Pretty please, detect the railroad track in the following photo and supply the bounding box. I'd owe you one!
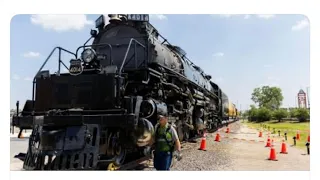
[107,142,195,171]
[107,122,239,171]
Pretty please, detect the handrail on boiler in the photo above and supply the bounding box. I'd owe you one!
[119,38,146,75]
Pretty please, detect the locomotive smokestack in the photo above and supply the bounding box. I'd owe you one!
[108,14,122,23]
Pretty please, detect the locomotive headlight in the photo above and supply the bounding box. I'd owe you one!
[81,48,96,63]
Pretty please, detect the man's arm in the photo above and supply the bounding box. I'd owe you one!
[171,127,181,152]
[175,139,181,152]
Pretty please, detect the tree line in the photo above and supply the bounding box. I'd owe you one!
[241,86,310,122]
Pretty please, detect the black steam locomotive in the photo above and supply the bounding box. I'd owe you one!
[12,14,238,170]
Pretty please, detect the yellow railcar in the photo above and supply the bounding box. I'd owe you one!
[228,102,238,119]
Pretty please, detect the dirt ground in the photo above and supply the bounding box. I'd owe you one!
[10,121,310,171]
[217,122,310,171]
[145,121,310,171]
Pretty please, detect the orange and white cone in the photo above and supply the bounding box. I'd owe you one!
[280,140,288,154]
[265,138,271,147]
[296,130,300,140]
[198,135,207,151]
[214,133,221,142]
[225,127,230,133]
[268,146,278,161]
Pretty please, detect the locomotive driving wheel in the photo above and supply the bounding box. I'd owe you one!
[111,131,126,166]
[183,125,190,141]
[175,122,184,142]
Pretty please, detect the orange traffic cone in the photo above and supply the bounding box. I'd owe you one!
[198,136,207,151]
[296,131,300,140]
[215,133,221,142]
[259,131,262,137]
[265,138,271,147]
[225,127,230,133]
[280,140,288,154]
[268,146,278,161]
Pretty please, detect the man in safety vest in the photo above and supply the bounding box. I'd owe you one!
[150,109,182,170]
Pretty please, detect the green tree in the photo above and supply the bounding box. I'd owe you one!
[273,109,289,122]
[251,86,284,110]
[247,105,259,122]
[242,110,249,119]
[256,107,272,122]
[289,108,297,118]
[295,108,310,122]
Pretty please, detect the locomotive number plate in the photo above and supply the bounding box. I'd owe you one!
[69,59,83,76]
[127,14,149,22]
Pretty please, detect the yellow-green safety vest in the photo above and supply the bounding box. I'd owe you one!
[155,124,175,152]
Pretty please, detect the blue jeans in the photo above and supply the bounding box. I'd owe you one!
[153,151,172,170]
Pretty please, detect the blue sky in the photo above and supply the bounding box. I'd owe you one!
[10,14,310,110]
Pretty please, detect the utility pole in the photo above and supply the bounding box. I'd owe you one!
[306,86,310,109]
[240,104,242,119]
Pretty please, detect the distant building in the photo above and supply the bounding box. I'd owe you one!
[297,89,307,108]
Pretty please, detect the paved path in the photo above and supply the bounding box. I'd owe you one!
[10,137,29,171]
[219,122,310,171]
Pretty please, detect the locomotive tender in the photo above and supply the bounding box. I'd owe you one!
[12,14,238,170]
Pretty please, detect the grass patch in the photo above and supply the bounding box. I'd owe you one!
[242,119,310,149]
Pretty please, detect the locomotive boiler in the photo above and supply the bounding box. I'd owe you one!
[12,14,239,170]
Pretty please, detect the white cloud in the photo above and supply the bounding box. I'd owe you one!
[256,14,276,19]
[30,15,93,32]
[292,18,309,31]
[12,74,20,80]
[150,14,167,20]
[213,52,224,57]
[244,15,251,19]
[22,51,40,58]
[24,77,33,81]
